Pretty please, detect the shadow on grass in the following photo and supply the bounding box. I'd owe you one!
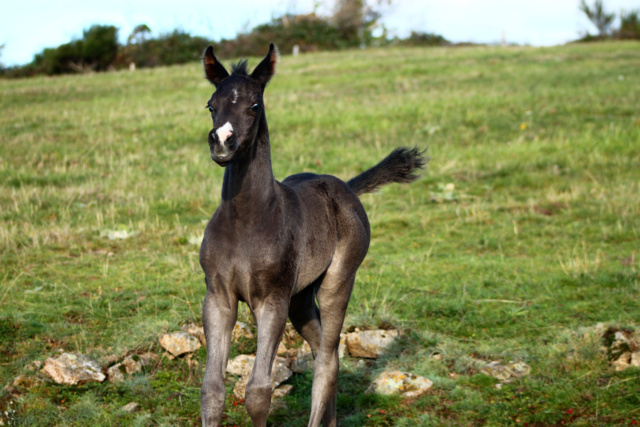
[268,335,423,427]
[269,363,401,427]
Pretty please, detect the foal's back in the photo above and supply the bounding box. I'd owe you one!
[281,173,371,295]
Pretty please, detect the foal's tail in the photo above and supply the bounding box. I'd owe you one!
[347,147,428,196]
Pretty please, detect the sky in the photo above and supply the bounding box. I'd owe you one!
[1,0,638,67]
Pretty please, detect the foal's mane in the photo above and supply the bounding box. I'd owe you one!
[231,59,249,76]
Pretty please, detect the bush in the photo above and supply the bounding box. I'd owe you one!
[19,25,118,76]
[617,10,640,39]
[82,25,119,71]
[399,31,450,47]
[121,30,210,69]
[33,41,84,75]
[214,14,345,58]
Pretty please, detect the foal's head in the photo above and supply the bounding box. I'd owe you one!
[203,43,278,166]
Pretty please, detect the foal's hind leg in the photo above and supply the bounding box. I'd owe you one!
[289,281,338,427]
[289,279,323,356]
[307,270,358,427]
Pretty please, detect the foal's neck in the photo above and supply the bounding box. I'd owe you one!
[220,115,276,215]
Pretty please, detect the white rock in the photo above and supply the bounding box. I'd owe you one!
[481,361,531,382]
[232,321,254,341]
[290,342,313,373]
[612,351,640,371]
[107,363,126,383]
[227,354,256,377]
[270,384,294,410]
[277,341,288,355]
[181,323,206,346]
[107,353,156,383]
[231,356,292,400]
[366,370,433,398]
[346,329,399,359]
[338,334,347,358]
[272,384,293,400]
[121,402,139,413]
[606,328,640,371]
[159,332,202,357]
[41,353,105,385]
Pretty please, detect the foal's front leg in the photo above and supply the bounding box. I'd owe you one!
[244,296,290,427]
[201,289,238,426]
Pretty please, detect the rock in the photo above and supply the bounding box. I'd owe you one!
[181,323,206,346]
[230,356,292,400]
[107,363,127,384]
[603,327,640,371]
[233,377,249,400]
[288,336,345,373]
[282,322,301,347]
[338,334,347,358]
[277,341,288,355]
[270,384,294,410]
[346,329,399,359]
[481,361,531,383]
[107,353,156,383]
[23,360,43,372]
[290,342,313,373]
[127,353,156,371]
[41,353,105,385]
[4,374,43,393]
[272,384,293,400]
[121,402,139,413]
[159,331,202,357]
[227,354,256,377]
[232,321,254,341]
[612,351,640,371]
[366,370,433,398]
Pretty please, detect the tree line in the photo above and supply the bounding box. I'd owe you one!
[1,0,637,78]
[0,0,447,78]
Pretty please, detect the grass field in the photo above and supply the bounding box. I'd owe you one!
[1,41,639,426]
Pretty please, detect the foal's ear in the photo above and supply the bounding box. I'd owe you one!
[203,45,229,88]
[250,43,279,89]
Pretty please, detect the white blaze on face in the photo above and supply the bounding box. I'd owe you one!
[216,121,234,144]
[231,89,238,104]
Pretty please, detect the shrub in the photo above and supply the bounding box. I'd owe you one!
[121,30,210,69]
[214,14,345,58]
[617,9,640,39]
[82,25,119,71]
[399,31,450,47]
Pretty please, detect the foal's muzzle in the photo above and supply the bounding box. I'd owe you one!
[208,129,238,166]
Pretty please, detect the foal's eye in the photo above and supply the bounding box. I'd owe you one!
[206,105,214,113]
[251,103,261,112]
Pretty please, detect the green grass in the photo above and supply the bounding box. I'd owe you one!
[1,41,639,425]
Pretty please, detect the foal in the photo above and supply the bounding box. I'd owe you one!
[199,43,426,427]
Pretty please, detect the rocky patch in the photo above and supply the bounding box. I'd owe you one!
[480,361,531,383]
[159,331,201,357]
[604,327,640,371]
[227,355,292,400]
[107,353,156,383]
[346,329,398,359]
[41,353,105,385]
[366,370,433,398]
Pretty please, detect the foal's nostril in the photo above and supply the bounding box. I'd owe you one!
[208,129,218,146]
